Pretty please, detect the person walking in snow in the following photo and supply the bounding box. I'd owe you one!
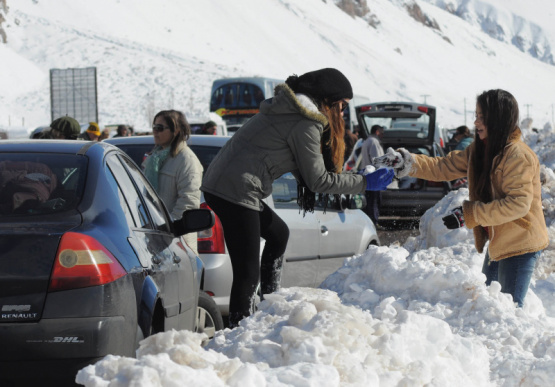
[379,89,548,307]
[143,110,204,254]
[201,68,394,327]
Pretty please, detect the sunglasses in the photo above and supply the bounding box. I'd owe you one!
[152,124,170,133]
[335,99,349,112]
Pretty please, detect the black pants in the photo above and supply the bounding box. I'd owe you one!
[364,190,381,225]
[204,192,289,326]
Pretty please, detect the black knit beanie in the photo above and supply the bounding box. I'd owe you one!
[285,68,353,103]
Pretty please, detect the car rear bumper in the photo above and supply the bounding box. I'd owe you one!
[0,315,132,383]
[0,357,103,386]
[381,189,445,217]
[200,252,232,316]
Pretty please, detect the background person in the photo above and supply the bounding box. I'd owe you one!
[143,110,203,254]
[343,125,358,163]
[387,89,548,307]
[49,116,81,140]
[201,68,394,327]
[78,122,101,141]
[453,125,473,151]
[98,128,111,141]
[360,124,385,225]
[114,124,130,137]
[201,120,217,135]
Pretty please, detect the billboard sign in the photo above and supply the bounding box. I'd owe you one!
[50,67,98,125]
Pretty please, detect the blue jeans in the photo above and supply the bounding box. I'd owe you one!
[482,250,541,307]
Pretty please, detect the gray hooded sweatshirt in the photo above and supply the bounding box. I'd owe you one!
[201,83,366,211]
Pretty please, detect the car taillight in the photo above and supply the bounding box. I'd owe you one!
[48,232,127,292]
[417,106,428,113]
[198,203,225,254]
[360,106,372,112]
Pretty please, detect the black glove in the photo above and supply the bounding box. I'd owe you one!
[442,206,465,229]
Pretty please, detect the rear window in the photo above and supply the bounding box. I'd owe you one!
[113,143,153,168]
[112,142,224,172]
[362,114,431,140]
[190,124,204,134]
[0,153,87,216]
[190,145,223,171]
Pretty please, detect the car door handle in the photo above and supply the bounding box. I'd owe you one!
[173,254,181,264]
[321,225,328,236]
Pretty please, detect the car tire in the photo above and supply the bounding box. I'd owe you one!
[196,291,224,339]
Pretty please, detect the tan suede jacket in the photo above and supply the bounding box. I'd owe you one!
[409,128,548,261]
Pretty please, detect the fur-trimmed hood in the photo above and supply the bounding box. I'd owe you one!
[265,83,328,127]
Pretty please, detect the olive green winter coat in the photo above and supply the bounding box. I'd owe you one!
[201,83,366,211]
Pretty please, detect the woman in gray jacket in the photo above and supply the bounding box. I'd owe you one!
[144,110,203,254]
[201,68,394,327]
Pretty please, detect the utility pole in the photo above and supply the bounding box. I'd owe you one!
[464,98,466,126]
[421,94,430,104]
[551,104,555,130]
[464,98,475,126]
[524,104,532,118]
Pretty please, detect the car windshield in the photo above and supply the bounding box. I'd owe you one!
[271,172,339,209]
[272,173,298,203]
[0,153,87,217]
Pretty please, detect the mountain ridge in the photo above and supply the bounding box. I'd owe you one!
[1,0,554,130]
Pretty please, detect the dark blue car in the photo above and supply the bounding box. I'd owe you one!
[0,139,215,385]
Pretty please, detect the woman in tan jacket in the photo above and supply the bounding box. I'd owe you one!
[382,89,548,307]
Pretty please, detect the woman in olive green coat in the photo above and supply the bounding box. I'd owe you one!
[201,68,394,327]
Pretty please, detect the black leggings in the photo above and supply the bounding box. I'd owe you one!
[204,192,289,325]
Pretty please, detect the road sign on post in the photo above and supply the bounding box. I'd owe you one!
[50,67,98,125]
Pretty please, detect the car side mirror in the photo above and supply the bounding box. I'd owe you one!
[346,194,367,210]
[334,194,367,211]
[173,209,215,236]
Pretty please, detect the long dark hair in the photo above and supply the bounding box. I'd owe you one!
[153,110,191,157]
[285,75,346,172]
[320,102,346,172]
[473,89,519,202]
[286,75,347,214]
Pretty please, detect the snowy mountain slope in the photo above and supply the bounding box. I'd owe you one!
[0,0,554,131]
[421,0,555,65]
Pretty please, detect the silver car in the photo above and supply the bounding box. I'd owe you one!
[106,135,380,317]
